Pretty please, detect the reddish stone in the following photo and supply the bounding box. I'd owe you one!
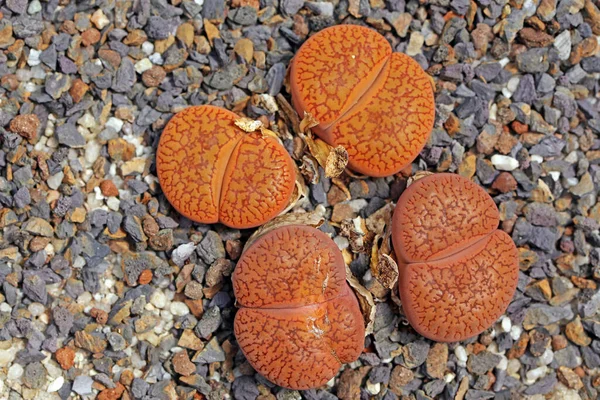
[492,172,518,193]
[99,180,119,197]
[9,114,40,142]
[90,308,108,324]
[138,269,153,285]
[55,346,75,370]
[142,66,166,87]
[81,28,101,46]
[69,79,89,103]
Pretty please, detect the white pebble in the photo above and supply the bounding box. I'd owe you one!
[501,316,511,333]
[170,302,189,316]
[566,177,579,187]
[455,345,468,362]
[530,155,543,163]
[0,303,12,312]
[106,197,121,211]
[549,171,561,181]
[334,236,349,250]
[78,113,96,129]
[7,364,24,380]
[106,117,124,132]
[28,302,46,317]
[149,52,163,65]
[510,325,522,341]
[150,290,167,309]
[85,140,102,165]
[142,42,154,55]
[366,381,380,395]
[564,151,579,163]
[506,76,520,93]
[47,172,64,190]
[28,49,41,66]
[28,0,42,14]
[73,255,86,269]
[526,365,547,382]
[48,376,65,392]
[91,9,110,29]
[489,103,498,121]
[491,154,519,171]
[135,58,153,73]
[497,356,508,371]
[554,30,572,61]
[537,348,554,366]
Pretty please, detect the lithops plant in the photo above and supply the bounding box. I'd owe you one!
[156,105,296,229]
[232,225,365,389]
[290,25,435,177]
[392,173,519,342]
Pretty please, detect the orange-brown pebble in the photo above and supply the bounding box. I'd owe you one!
[142,66,166,87]
[97,382,125,400]
[290,25,435,177]
[9,114,40,142]
[492,172,518,193]
[55,346,75,370]
[392,174,519,342]
[233,225,365,389]
[156,105,296,229]
[69,79,90,103]
[138,269,153,285]
[90,308,109,324]
[81,28,101,46]
[100,180,119,197]
[120,370,134,386]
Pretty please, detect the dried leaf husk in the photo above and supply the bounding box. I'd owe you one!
[325,146,349,178]
[407,170,434,187]
[242,207,325,252]
[234,117,264,132]
[346,264,376,336]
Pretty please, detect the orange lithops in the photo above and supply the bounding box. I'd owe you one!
[156,105,296,229]
[392,173,519,342]
[290,25,435,177]
[233,225,365,389]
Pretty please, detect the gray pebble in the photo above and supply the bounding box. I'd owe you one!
[55,123,85,148]
[145,16,173,39]
[524,372,557,395]
[13,186,31,208]
[53,306,74,336]
[197,231,225,265]
[113,58,136,93]
[72,375,94,395]
[132,378,149,399]
[202,0,226,20]
[12,16,44,38]
[23,362,46,389]
[23,273,47,303]
[468,351,502,375]
[228,6,258,25]
[281,0,305,16]
[512,74,536,104]
[195,306,222,339]
[232,376,260,400]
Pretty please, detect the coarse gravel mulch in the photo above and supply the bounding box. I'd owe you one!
[0,0,599,399]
